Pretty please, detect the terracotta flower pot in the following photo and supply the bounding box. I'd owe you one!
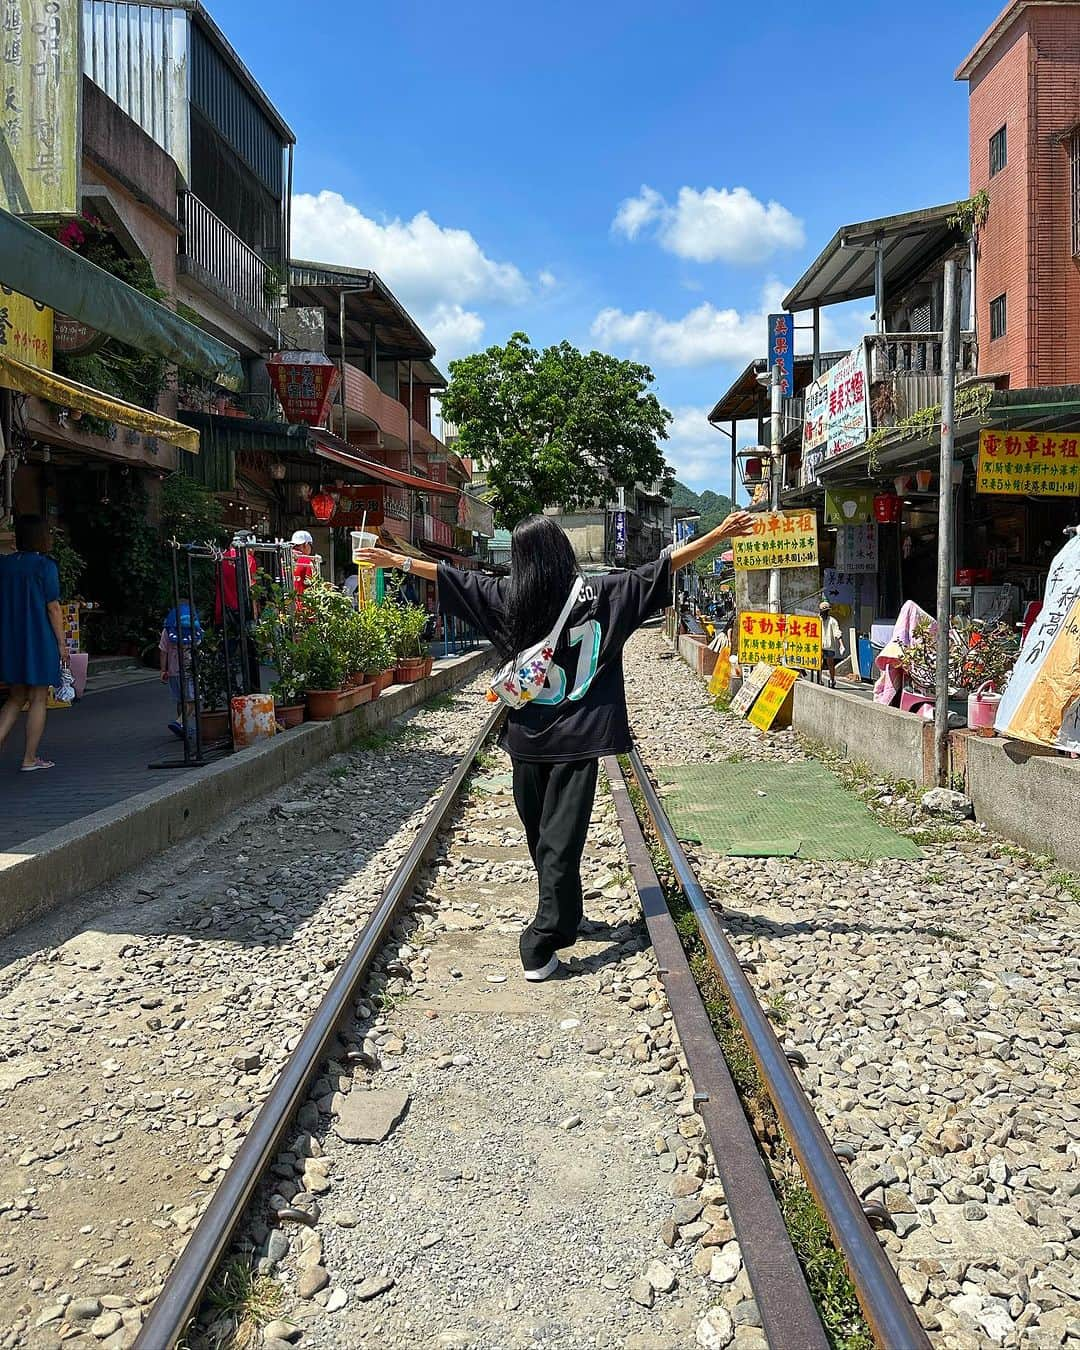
[306,688,344,720]
[378,669,395,693]
[421,656,434,678]
[199,709,230,742]
[275,703,305,728]
[351,681,375,706]
[394,658,425,684]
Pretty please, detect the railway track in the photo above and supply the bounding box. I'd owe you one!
[132,709,927,1349]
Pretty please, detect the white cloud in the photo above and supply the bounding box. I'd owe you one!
[612,184,804,265]
[592,281,874,370]
[538,269,558,290]
[290,189,536,362]
[663,405,734,490]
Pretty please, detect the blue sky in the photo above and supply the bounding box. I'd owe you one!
[214,0,995,494]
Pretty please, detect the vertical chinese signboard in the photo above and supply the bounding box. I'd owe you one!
[767,313,794,398]
[613,510,627,560]
[738,611,822,670]
[995,533,1080,752]
[825,343,869,458]
[976,429,1080,497]
[834,522,878,573]
[0,283,52,368]
[801,373,828,486]
[0,0,81,218]
[732,510,818,570]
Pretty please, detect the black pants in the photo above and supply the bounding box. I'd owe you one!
[512,757,599,970]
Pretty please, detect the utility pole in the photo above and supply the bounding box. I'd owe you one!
[934,259,958,787]
[768,360,783,613]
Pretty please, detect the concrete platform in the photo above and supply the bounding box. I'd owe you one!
[0,648,492,939]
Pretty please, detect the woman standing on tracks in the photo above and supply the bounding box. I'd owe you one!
[357,509,752,980]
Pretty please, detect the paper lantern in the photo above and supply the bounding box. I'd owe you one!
[266,351,341,426]
[873,491,902,524]
[916,469,933,491]
[310,490,336,522]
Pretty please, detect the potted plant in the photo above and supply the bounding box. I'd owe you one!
[392,602,431,683]
[899,617,1019,719]
[270,670,306,727]
[358,604,396,695]
[195,631,231,742]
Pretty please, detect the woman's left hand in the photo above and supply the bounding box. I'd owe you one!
[716,511,755,539]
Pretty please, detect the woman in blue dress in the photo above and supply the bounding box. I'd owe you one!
[0,515,68,771]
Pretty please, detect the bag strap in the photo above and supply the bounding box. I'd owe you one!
[546,575,584,647]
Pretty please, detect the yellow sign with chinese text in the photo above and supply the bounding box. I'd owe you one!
[732,511,819,571]
[738,611,822,671]
[747,666,800,731]
[0,0,81,217]
[976,429,1080,497]
[0,285,53,368]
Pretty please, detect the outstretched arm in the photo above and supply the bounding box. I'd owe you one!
[354,548,439,583]
[670,511,754,572]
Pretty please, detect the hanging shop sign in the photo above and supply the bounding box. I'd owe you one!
[0,285,52,368]
[267,351,341,426]
[825,343,869,459]
[747,666,800,732]
[329,488,382,528]
[53,311,105,356]
[676,517,697,543]
[729,661,774,717]
[994,533,1080,752]
[824,487,875,525]
[834,522,878,573]
[613,509,627,559]
[976,428,1080,497]
[738,611,822,671]
[767,313,794,398]
[801,373,829,486]
[732,510,818,571]
[0,0,81,218]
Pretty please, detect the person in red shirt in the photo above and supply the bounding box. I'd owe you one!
[291,530,319,595]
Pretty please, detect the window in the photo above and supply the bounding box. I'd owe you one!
[989,125,1007,177]
[990,293,1007,340]
[1072,131,1080,257]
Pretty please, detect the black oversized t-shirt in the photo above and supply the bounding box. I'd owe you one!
[436,554,672,762]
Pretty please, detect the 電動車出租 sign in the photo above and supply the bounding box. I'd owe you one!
[732,511,818,571]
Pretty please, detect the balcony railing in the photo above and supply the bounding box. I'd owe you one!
[420,512,454,548]
[178,191,274,323]
[341,366,409,447]
[869,331,977,378]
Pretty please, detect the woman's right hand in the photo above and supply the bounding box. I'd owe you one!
[355,548,402,570]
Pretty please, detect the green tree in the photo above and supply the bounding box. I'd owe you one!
[440,332,674,526]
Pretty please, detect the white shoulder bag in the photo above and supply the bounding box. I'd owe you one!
[489,577,584,708]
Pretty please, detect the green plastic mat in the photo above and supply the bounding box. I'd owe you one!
[472,772,514,795]
[655,762,921,861]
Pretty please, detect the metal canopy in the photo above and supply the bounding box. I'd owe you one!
[708,353,847,423]
[289,260,438,367]
[0,208,243,389]
[782,202,967,314]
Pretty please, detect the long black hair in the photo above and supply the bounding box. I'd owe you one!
[499,515,580,660]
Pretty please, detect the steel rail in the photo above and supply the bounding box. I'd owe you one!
[603,758,828,1350]
[136,703,504,1349]
[626,745,931,1350]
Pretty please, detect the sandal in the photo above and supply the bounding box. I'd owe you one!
[20,759,55,772]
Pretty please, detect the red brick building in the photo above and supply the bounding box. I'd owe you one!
[957,1,1080,388]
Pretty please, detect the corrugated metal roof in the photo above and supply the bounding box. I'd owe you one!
[782,203,967,314]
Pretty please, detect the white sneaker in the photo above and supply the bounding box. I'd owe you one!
[523,954,561,982]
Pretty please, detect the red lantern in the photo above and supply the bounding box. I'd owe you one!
[873,491,902,524]
[266,351,341,425]
[310,490,336,522]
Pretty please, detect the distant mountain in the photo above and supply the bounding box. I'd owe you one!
[670,480,735,576]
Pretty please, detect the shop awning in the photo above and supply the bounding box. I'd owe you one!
[0,208,243,390]
[311,432,457,494]
[0,352,200,453]
[379,530,435,562]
